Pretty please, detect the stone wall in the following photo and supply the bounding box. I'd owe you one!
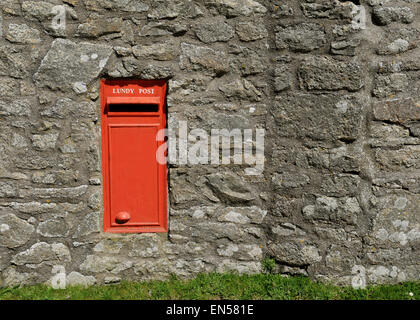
[0,0,419,287]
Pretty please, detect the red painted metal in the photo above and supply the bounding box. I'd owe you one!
[101,79,167,233]
[115,211,131,224]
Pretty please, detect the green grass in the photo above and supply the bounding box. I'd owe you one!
[0,273,418,300]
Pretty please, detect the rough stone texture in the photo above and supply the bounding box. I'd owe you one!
[133,41,178,61]
[19,185,88,199]
[11,242,71,267]
[34,39,113,92]
[76,15,123,38]
[236,22,267,42]
[66,271,96,287]
[268,242,322,267]
[6,24,41,44]
[205,0,267,18]
[0,213,34,248]
[298,57,364,92]
[373,73,410,98]
[372,98,420,124]
[84,0,149,13]
[276,23,327,52]
[0,0,419,288]
[272,93,364,141]
[179,42,229,76]
[195,18,234,43]
[301,0,357,19]
[372,7,414,25]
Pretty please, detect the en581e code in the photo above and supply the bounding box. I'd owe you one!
[210,304,254,315]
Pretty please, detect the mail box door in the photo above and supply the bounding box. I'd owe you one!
[101,80,167,233]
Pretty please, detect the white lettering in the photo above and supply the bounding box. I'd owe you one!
[139,88,154,94]
[111,88,155,95]
[166,304,200,318]
[112,88,135,94]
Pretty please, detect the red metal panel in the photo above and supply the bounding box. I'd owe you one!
[101,79,167,233]
[107,97,161,105]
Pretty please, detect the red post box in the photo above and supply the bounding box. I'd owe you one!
[100,79,167,233]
